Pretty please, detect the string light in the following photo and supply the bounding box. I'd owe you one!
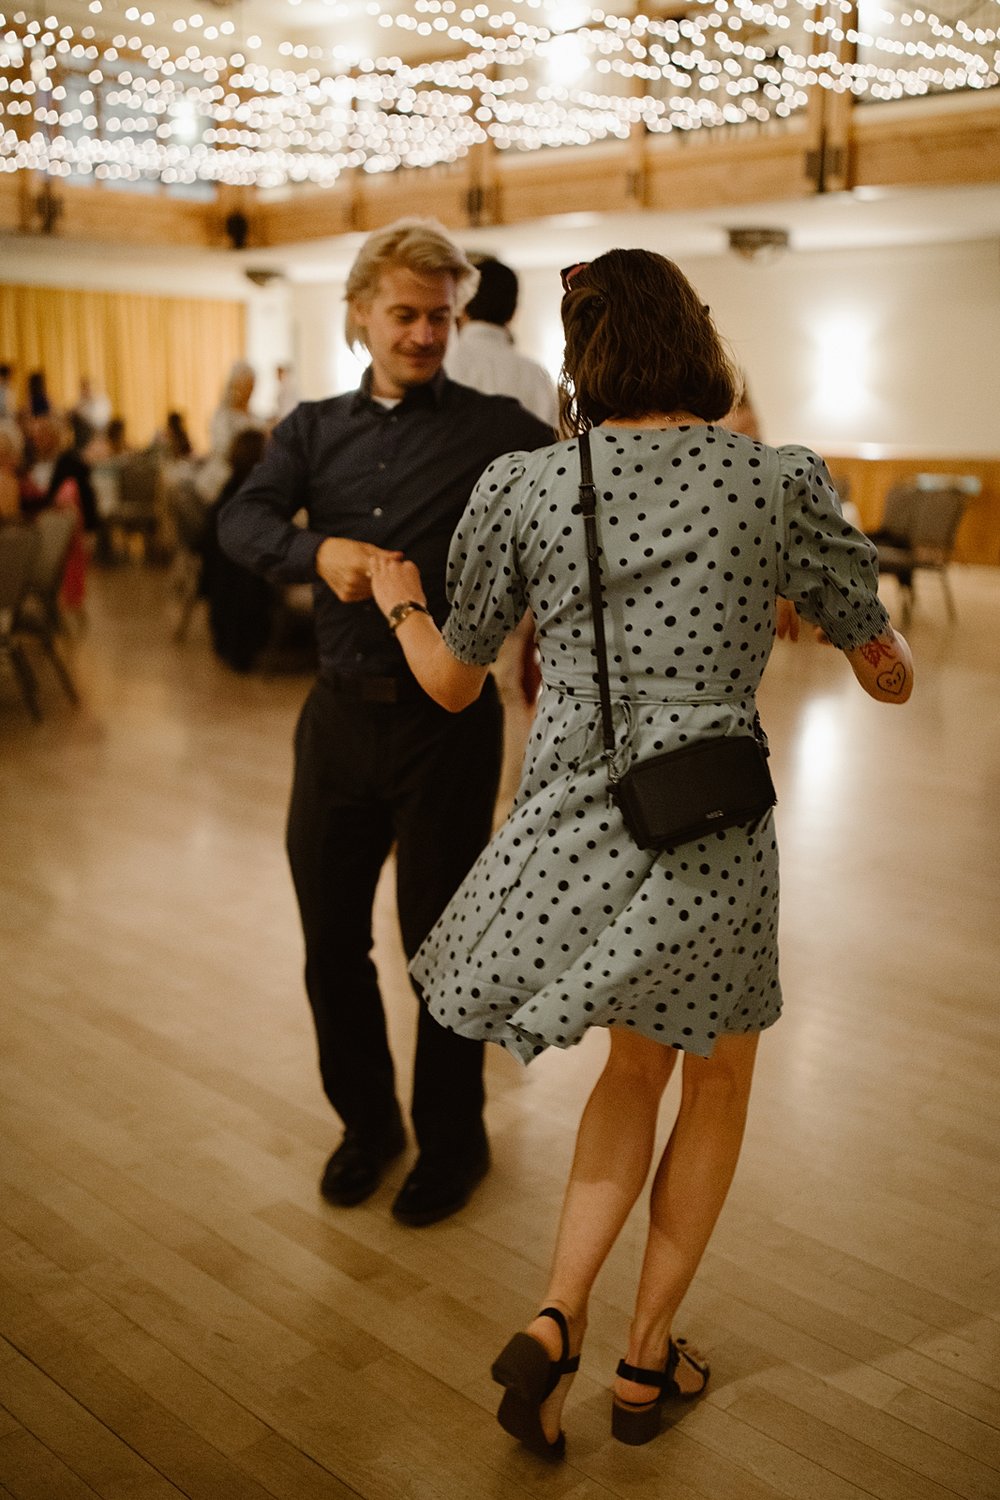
[0,2,996,187]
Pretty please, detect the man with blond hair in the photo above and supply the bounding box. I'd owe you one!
[220,220,553,1225]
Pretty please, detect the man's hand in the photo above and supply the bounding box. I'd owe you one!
[315,537,403,602]
[775,597,800,641]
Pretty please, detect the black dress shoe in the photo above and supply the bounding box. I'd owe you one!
[320,1120,406,1208]
[391,1137,490,1227]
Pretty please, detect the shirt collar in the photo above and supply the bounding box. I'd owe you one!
[351,365,448,414]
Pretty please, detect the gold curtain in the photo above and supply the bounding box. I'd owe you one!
[0,284,246,450]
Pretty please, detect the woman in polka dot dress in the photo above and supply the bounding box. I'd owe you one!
[371,249,913,1456]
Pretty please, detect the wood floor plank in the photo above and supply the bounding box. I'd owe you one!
[753,1363,999,1500]
[673,1398,876,1500]
[0,1338,178,1499]
[0,1274,327,1499]
[0,1417,102,1500]
[0,1278,267,1466]
[709,1383,963,1500]
[1,565,998,1498]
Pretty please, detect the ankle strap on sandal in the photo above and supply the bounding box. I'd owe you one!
[538,1307,581,1375]
[615,1342,678,1388]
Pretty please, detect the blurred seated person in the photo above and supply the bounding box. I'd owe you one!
[23,415,98,530]
[196,361,263,504]
[105,417,130,458]
[201,428,275,671]
[0,420,24,521]
[72,376,112,445]
[156,410,194,463]
[24,370,51,419]
[88,416,140,558]
[153,410,200,540]
[155,411,196,494]
[0,364,16,421]
[21,414,89,611]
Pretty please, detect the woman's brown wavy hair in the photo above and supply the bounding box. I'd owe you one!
[558,249,739,434]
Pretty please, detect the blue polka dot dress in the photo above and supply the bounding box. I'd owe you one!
[411,425,890,1063]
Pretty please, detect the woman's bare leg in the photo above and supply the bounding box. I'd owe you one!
[525,1028,679,1441]
[614,1031,760,1410]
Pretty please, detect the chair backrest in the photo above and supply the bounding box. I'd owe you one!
[116,452,160,512]
[170,479,209,551]
[0,524,39,621]
[911,491,968,560]
[916,472,982,497]
[880,483,922,538]
[27,506,78,599]
[830,473,852,505]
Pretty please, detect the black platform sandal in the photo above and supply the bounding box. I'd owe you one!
[611,1336,710,1446]
[490,1306,581,1460]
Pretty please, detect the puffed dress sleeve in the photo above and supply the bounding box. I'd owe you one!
[777,445,891,650]
[441,451,530,665]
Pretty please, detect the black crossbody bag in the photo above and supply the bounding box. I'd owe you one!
[577,428,776,852]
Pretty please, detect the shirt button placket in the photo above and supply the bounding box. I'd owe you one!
[374,409,398,520]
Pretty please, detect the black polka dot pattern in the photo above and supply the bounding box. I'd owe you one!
[411,426,890,1064]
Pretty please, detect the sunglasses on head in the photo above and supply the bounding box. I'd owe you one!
[560,262,590,292]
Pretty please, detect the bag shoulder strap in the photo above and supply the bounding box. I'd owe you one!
[577,430,618,772]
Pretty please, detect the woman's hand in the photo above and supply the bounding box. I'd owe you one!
[369,550,488,712]
[370,553,427,618]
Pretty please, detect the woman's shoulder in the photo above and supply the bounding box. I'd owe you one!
[480,435,573,480]
[774,442,829,479]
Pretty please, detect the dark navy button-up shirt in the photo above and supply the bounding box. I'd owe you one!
[218,370,554,678]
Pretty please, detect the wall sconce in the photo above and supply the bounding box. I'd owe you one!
[34,179,64,236]
[244,268,285,287]
[224,210,250,250]
[727,227,790,263]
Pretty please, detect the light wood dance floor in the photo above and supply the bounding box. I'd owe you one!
[1,565,998,1499]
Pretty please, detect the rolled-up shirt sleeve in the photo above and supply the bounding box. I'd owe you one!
[217,411,325,583]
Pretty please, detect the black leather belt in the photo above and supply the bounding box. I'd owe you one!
[321,671,412,704]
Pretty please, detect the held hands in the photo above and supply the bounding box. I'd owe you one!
[315,537,403,602]
[775,597,829,645]
[775,597,801,641]
[369,552,427,618]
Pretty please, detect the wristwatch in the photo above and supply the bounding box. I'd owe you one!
[387,600,429,633]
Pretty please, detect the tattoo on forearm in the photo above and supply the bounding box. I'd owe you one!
[861,637,895,667]
[876,663,906,695]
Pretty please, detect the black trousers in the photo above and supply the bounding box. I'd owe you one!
[286,674,502,1162]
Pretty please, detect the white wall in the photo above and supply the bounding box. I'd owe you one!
[288,238,1000,456]
[7,230,998,456]
[676,239,1000,455]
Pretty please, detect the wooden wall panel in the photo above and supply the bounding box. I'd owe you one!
[645,128,817,212]
[823,453,1000,566]
[355,166,474,231]
[850,102,1000,189]
[255,187,357,246]
[495,145,636,223]
[55,182,210,247]
[0,97,996,252]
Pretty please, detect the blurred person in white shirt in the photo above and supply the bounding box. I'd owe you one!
[446,257,559,429]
